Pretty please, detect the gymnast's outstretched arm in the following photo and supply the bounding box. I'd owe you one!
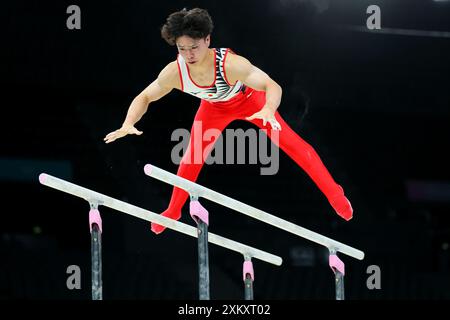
[104,61,179,144]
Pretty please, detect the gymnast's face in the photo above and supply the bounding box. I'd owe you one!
[176,35,211,65]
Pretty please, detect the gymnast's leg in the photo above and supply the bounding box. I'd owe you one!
[151,101,233,234]
[243,92,353,220]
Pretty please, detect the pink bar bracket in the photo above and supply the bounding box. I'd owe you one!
[89,209,103,234]
[329,254,345,276]
[243,260,254,282]
[190,200,209,225]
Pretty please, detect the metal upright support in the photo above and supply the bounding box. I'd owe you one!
[329,249,345,300]
[243,256,254,300]
[190,196,210,300]
[89,202,103,300]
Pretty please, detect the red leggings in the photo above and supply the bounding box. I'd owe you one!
[151,89,351,233]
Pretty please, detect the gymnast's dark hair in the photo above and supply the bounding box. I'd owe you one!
[161,8,214,46]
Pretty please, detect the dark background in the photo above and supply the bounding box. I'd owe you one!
[1,0,449,300]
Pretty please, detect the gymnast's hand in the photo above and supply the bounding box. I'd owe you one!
[246,106,282,131]
[103,125,143,143]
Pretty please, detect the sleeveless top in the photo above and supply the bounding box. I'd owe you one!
[176,48,247,103]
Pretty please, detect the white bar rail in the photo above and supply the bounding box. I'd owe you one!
[144,164,364,260]
[39,173,282,266]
